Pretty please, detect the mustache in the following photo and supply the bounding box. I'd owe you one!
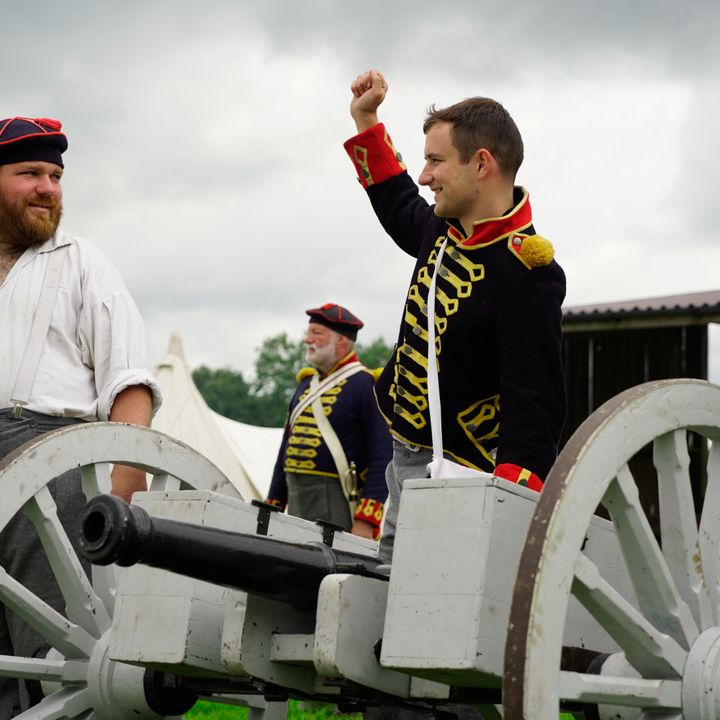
[26,195,61,209]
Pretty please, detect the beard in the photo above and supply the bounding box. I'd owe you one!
[305,341,338,371]
[0,191,63,249]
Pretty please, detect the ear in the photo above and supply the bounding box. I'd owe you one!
[335,333,350,357]
[474,148,495,179]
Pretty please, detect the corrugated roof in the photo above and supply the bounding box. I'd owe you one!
[563,289,720,322]
[562,289,720,330]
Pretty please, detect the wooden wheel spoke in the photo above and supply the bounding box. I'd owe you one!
[0,655,87,684]
[654,430,713,628]
[699,441,720,624]
[89,564,118,619]
[79,463,111,500]
[505,380,720,720]
[0,422,242,718]
[558,670,681,709]
[0,566,95,659]
[23,487,111,635]
[603,466,699,648]
[573,554,686,676]
[15,686,92,719]
[147,472,182,491]
[78,463,120,616]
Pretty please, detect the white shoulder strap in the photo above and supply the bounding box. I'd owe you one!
[307,373,359,511]
[288,361,364,428]
[426,239,492,481]
[10,246,68,417]
[426,238,449,462]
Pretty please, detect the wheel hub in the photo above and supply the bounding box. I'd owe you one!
[87,629,167,719]
[683,627,720,720]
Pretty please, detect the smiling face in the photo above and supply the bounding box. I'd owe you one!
[418,122,483,224]
[0,160,64,248]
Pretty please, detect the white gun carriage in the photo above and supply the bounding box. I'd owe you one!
[0,378,718,720]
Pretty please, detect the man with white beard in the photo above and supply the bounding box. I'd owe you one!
[267,303,391,539]
[0,117,161,717]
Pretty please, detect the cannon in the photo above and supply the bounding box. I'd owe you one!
[0,378,718,719]
[78,492,387,610]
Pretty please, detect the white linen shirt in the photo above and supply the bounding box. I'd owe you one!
[0,230,161,420]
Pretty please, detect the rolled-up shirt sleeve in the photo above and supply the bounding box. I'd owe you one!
[80,293,161,421]
[76,243,162,420]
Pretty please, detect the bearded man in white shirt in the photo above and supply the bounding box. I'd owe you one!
[0,117,161,717]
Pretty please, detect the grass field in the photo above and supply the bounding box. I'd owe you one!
[186,699,577,719]
[187,700,355,720]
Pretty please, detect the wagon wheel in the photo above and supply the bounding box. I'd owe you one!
[0,422,241,719]
[503,379,720,720]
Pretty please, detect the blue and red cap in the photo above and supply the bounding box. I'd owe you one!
[306,303,364,341]
[0,117,68,168]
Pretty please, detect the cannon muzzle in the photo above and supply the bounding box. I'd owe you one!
[78,494,384,611]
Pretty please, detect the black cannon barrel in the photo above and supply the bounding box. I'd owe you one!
[78,494,385,611]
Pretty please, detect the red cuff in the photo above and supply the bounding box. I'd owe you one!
[354,497,385,538]
[494,463,543,492]
[343,123,406,189]
[265,498,286,511]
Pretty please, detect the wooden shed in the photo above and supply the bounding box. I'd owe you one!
[561,289,720,527]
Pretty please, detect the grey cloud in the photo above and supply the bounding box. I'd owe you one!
[4,0,720,372]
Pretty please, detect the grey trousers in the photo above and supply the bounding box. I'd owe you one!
[376,441,432,563]
[0,410,87,719]
[286,472,352,530]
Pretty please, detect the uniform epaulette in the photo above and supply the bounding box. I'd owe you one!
[507,233,554,269]
[355,365,382,380]
[296,367,315,382]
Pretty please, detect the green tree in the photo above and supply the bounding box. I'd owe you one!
[356,336,393,371]
[250,333,306,426]
[192,334,305,427]
[192,333,393,428]
[192,366,252,421]
[193,364,289,427]
[252,333,306,402]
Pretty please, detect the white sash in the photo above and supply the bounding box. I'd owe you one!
[308,373,358,512]
[288,361,364,428]
[425,239,493,481]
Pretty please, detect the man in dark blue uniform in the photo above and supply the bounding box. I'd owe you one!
[267,303,391,539]
[344,70,566,562]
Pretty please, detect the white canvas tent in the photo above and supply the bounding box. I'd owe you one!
[152,332,283,500]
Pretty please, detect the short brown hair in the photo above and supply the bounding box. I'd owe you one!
[423,98,523,179]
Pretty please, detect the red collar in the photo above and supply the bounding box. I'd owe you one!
[322,351,360,378]
[447,187,533,247]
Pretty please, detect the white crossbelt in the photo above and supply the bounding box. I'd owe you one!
[288,361,364,427]
[425,238,491,480]
[290,362,365,513]
[308,373,358,512]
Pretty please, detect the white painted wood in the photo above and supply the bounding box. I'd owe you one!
[0,423,245,718]
[314,574,410,697]
[381,476,631,686]
[513,379,720,720]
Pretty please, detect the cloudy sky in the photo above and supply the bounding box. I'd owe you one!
[5,0,720,378]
